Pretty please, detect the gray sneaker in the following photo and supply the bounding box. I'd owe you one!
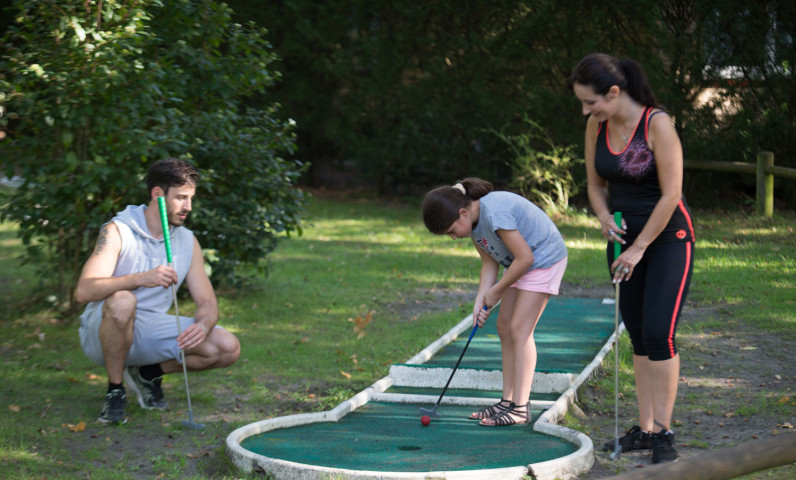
[124,366,169,411]
[97,388,127,425]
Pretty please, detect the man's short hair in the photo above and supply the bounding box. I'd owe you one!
[146,158,199,195]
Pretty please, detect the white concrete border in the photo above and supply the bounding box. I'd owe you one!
[228,414,533,480]
[389,364,575,394]
[529,298,625,480]
[226,299,621,480]
[369,392,555,411]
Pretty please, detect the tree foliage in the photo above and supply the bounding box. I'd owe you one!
[0,0,307,313]
[231,0,794,206]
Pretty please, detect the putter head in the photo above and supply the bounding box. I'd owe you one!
[608,444,622,460]
[182,420,205,430]
[181,411,205,430]
[418,406,441,419]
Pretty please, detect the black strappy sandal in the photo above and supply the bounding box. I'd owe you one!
[468,398,512,420]
[479,402,531,427]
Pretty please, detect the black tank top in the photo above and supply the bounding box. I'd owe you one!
[595,107,695,243]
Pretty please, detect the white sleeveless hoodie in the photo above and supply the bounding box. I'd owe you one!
[82,204,194,316]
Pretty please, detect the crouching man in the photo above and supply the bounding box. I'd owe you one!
[75,158,240,424]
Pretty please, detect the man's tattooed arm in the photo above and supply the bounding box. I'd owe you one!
[93,226,109,255]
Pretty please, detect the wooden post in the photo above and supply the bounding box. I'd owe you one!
[756,151,774,217]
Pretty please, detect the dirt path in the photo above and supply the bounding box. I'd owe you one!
[567,297,796,479]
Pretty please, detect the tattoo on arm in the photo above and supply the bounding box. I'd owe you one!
[93,227,109,255]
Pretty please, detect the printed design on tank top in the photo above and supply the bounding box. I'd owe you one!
[617,136,654,180]
[478,237,489,250]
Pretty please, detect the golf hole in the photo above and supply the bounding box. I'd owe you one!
[397,445,422,451]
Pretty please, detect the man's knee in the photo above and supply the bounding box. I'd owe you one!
[102,291,137,328]
[210,330,240,368]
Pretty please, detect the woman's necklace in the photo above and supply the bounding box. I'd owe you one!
[619,124,632,143]
[617,107,644,145]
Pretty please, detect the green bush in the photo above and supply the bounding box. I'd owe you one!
[0,0,306,314]
[492,117,581,214]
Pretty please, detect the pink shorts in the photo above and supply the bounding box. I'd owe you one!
[510,257,568,295]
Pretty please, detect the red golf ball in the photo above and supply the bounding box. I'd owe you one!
[421,415,431,426]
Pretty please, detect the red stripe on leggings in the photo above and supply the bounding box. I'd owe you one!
[668,241,692,357]
[678,200,695,241]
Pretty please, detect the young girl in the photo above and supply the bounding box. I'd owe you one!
[422,178,567,426]
[568,53,695,463]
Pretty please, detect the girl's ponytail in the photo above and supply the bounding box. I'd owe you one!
[422,178,493,234]
[459,178,493,200]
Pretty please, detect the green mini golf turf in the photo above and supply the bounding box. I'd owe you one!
[238,297,610,474]
[240,402,578,472]
[415,296,615,373]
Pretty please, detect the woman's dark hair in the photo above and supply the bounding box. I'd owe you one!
[146,157,199,194]
[422,178,493,234]
[567,53,658,107]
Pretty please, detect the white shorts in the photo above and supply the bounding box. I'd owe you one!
[79,300,214,367]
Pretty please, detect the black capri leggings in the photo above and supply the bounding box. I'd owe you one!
[607,239,694,361]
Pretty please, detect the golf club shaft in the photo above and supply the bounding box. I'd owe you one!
[158,197,200,426]
[430,305,487,405]
[613,282,620,454]
[434,324,478,405]
[613,211,622,457]
[171,281,194,417]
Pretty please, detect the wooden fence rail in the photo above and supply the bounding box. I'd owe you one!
[684,151,796,217]
[605,431,796,480]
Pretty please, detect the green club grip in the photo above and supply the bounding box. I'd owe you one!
[613,211,622,260]
[157,196,173,264]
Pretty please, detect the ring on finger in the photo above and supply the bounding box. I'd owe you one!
[622,266,630,273]
[608,229,615,236]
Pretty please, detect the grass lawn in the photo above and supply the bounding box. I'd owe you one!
[0,191,794,479]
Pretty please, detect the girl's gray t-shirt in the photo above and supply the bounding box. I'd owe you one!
[470,191,567,271]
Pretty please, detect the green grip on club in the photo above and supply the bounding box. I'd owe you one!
[614,211,622,260]
[157,196,173,264]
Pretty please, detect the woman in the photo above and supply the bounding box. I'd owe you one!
[568,53,695,463]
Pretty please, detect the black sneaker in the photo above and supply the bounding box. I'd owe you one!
[603,425,653,452]
[651,430,679,463]
[97,388,127,425]
[124,366,169,411]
